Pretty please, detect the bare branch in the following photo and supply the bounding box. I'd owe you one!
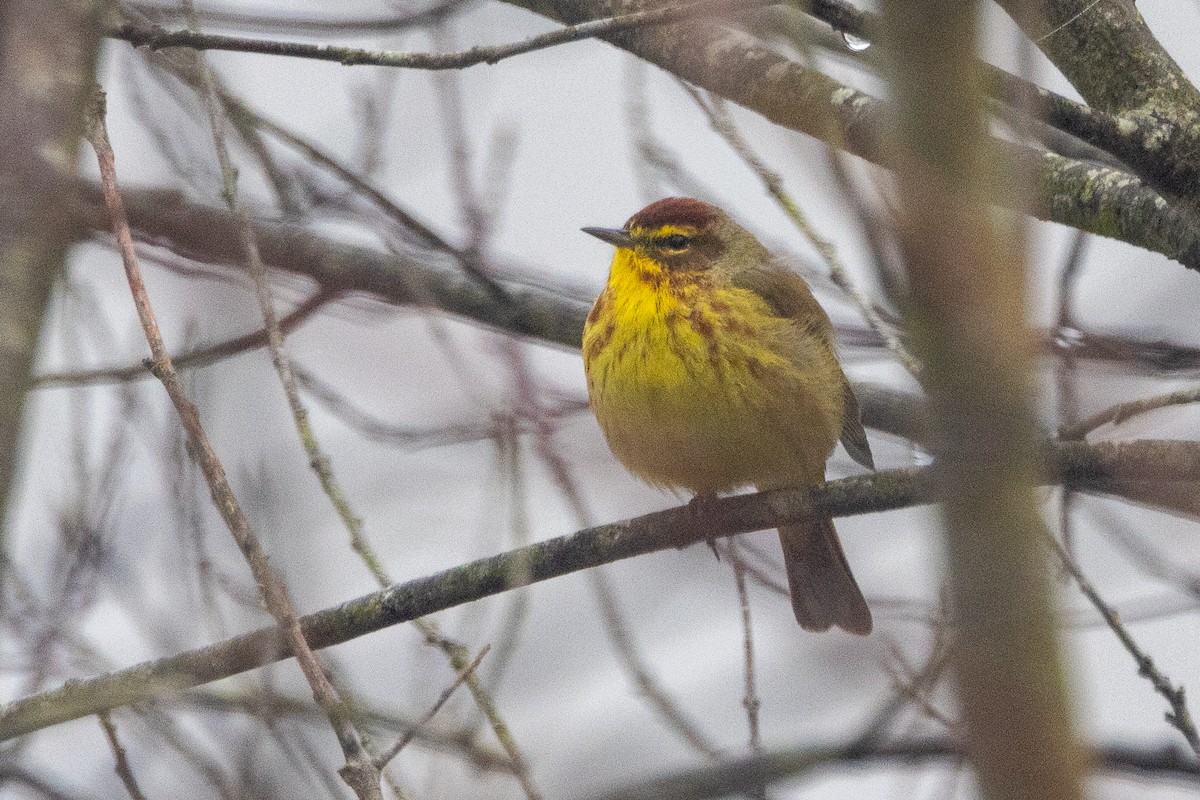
[97,712,149,800]
[111,0,772,69]
[728,542,763,779]
[1045,533,1200,756]
[3,438,1199,739]
[496,0,1200,270]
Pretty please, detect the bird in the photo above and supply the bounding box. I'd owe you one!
[581,197,874,634]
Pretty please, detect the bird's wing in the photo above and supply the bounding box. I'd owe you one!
[840,377,875,470]
[730,264,834,346]
[733,264,876,471]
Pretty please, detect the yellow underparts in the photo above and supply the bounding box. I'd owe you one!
[583,247,842,495]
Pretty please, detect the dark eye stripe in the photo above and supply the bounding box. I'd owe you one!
[661,234,690,249]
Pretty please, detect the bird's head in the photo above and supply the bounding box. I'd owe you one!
[583,197,766,279]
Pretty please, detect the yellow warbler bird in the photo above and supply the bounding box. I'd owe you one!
[582,198,874,634]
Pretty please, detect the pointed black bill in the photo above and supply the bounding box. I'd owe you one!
[582,227,634,248]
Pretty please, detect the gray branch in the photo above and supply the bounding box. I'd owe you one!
[1,438,1197,741]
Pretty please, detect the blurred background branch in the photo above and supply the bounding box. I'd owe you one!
[0,0,103,556]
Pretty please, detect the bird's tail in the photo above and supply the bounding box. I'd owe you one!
[777,516,872,635]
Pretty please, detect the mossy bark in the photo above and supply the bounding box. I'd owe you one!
[998,0,1200,209]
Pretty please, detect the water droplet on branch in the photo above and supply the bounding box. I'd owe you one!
[841,31,871,52]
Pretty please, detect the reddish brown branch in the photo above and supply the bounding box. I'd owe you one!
[83,86,381,800]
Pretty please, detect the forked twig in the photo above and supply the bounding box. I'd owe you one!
[1044,532,1200,756]
[98,712,149,800]
[1060,386,1200,441]
[375,645,491,769]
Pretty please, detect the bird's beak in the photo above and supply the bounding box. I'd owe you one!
[582,227,634,248]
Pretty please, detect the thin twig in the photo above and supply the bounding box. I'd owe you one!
[112,0,772,69]
[625,60,716,202]
[1044,532,1200,756]
[128,0,471,35]
[196,53,389,584]
[882,634,957,735]
[413,619,544,800]
[728,542,765,799]
[1061,386,1200,441]
[713,540,788,597]
[33,289,332,389]
[590,571,724,759]
[1034,0,1105,42]
[194,22,407,792]
[729,543,761,750]
[236,101,508,298]
[483,421,535,691]
[83,85,382,800]
[294,362,590,450]
[98,712,148,800]
[375,645,491,769]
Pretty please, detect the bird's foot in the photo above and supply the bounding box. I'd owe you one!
[688,493,721,560]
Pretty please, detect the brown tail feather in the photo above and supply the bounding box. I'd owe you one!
[778,517,872,635]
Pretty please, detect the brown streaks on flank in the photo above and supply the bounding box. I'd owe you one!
[584,320,616,363]
[627,197,717,231]
[688,307,715,340]
[586,292,608,326]
[724,316,755,339]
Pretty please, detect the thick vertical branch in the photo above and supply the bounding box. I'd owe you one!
[880,2,1084,799]
[0,0,102,535]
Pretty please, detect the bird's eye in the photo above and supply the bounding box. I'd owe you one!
[661,234,690,250]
